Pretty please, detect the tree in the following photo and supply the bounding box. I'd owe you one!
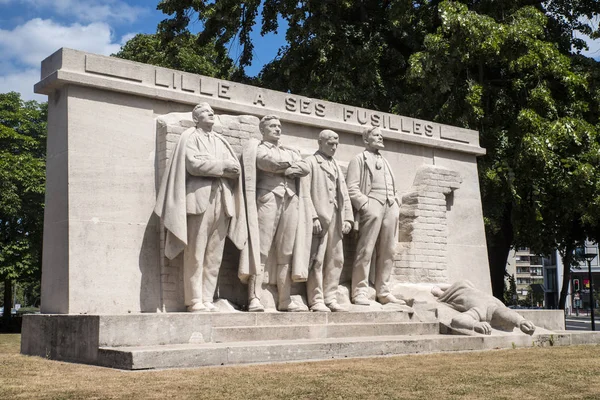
[503,273,517,306]
[154,0,600,302]
[113,31,237,79]
[0,92,46,323]
[405,1,600,302]
[157,0,439,107]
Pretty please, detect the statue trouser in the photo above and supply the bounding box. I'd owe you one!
[307,209,344,308]
[351,199,399,301]
[183,193,229,310]
[256,190,298,310]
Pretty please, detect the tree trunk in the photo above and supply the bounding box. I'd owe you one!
[2,279,12,324]
[558,243,575,310]
[486,208,514,300]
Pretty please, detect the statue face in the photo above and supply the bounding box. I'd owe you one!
[318,134,339,158]
[193,106,215,127]
[262,118,282,142]
[364,128,384,151]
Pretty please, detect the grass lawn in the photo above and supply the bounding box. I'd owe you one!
[1,334,599,399]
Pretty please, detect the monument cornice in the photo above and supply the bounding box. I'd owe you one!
[35,48,485,156]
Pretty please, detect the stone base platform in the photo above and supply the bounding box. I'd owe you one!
[21,312,600,370]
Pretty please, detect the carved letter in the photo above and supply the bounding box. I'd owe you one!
[199,78,214,96]
[182,75,199,93]
[414,122,423,135]
[155,70,172,88]
[300,99,312,114]
[401,118,411,133]
[425,124,434,137]
[370,114,381,127]
[315,102,326,117]
[344,107,354,122]
[285,96,297,112]
[357,110,368,125]
[254,92,266,106]
[388,116,399,131]
[218,82,231,99]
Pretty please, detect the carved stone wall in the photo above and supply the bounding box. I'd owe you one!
[156,113,261,311]
[393,165,462,284]
[34,49,492,315]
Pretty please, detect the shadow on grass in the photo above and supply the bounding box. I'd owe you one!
[0,316,22,333]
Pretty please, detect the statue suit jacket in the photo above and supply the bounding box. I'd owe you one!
[154,127,247,260]
[303,151,354,232]
[346,150,400,229]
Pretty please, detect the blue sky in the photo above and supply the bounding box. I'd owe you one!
[1,0,599,102]
[0,0,286,101]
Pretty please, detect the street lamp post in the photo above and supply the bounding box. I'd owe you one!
[583,252,597,331]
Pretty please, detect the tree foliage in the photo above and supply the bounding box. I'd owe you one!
[503,273,517,306]
[153,0,600,304]
[113,31,237,79]
[0,92,46,320]
[404,2,600,303]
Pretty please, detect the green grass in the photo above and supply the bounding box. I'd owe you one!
[1,334,600,399]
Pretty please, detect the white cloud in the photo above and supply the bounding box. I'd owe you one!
[0,18,123,66]
[22,0,147,24]
[119,32,137,46]
[0,18,132,100]
[0,68,46,102]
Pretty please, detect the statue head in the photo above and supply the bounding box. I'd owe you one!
[362,126,384,151]
[192,102,215,130]
[259,115,282,144]
[318,129,339,158]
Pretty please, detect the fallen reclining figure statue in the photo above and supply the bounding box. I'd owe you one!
[432,280,536,335]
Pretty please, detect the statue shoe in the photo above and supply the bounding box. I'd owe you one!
[203,301,218,312]
[280,301,303,312]
[310,303,331,312]
[187,303,207,313]
[326,302,348,312]
[378,294,406,305]
[352,294,370,306]
[248,298,265,312]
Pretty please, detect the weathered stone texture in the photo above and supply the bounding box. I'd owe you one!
[394,165,462,284]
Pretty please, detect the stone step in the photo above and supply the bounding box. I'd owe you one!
[97,331,584,370]
[94,311,416,347]
[211,322,438,343]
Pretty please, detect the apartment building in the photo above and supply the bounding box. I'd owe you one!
[505,248,555,307]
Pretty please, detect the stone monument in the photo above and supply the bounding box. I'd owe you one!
[21,49,584,370]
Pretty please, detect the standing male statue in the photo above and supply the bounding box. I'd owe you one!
[240,115,311,312]
[303,130,354,312]
[154,102,246,312]
[346,126,404,306]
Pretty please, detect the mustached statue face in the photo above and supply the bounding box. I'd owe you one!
[262,118,282,142]
[364,128,384,151]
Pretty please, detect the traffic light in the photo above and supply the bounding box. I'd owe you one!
[573,279,580,291]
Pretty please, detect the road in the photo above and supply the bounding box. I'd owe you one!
[565,314,597,331]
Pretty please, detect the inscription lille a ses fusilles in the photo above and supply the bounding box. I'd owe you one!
[158,72,452,141]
